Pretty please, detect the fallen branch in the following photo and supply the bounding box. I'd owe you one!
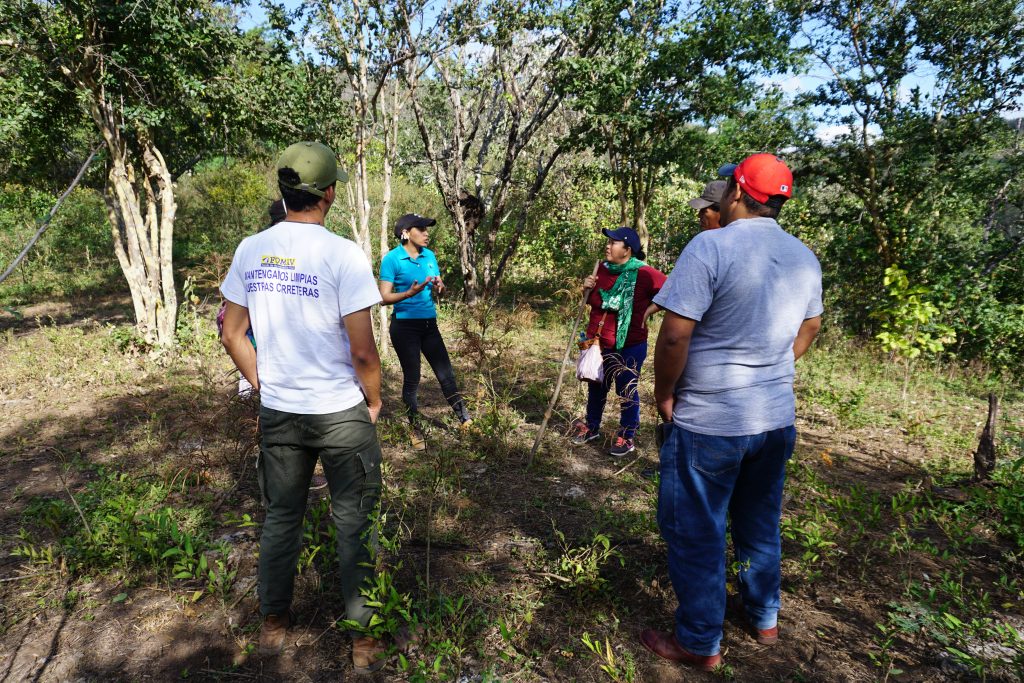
[0,145,102,285]
[613,453,645,477]
[0,570,52,583]
[533,571,573,584]
[228,577,257,609]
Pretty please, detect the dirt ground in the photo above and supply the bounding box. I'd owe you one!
[0,298,1021,682]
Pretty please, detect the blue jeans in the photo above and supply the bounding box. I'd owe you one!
[656,424,796,656]
[585,342,647,439]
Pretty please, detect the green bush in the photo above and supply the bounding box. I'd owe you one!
[0,183,113,303]
[174,159,272,266]
[15,467,211,579]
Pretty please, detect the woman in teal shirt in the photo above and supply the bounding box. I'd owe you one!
[379,214,471,432]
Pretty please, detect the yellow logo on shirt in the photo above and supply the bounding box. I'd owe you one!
[261,255,296,270]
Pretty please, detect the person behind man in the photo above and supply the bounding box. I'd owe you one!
[688,180,727,232]
[217,199,286,396]
[641,180,730,325]
[378,214,471,444]
[220,141,387,673]
[641,154,822,671]
[571,227,667,457]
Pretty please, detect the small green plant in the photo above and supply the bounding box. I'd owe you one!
[991,456,1024,546]
[15,467,212,593]
[867,622,904,682]
[175,276,218,354]
[106,323,152,355]
[204,543,238,604]
[872,265,956,398]
[298,498,337,576]
[549,525,624,593]
[340,505,414,643]
[580,632,635,682]
[780,511,838,582]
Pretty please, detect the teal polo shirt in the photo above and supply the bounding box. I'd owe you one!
[380,245,440,319]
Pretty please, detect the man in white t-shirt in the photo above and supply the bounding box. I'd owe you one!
[220,141,386,673]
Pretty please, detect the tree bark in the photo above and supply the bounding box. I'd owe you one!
[90,94,178,346]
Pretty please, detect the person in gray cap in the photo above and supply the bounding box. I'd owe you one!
[220,141,387,672]
[688,180,727,232]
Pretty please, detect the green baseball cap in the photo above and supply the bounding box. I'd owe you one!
[276,141,349,198]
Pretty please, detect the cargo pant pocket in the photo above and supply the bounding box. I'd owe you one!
[256,449,269,507]
[356,445,383,516]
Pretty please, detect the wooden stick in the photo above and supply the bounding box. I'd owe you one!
[527,260,601,467]
[613,453,644,477]
[0,571,51,583]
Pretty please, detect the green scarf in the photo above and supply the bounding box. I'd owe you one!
[599,257,646,349]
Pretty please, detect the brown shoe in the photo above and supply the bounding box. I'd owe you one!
[259,613,290,656]
[639,629,721,671]
[727,593,779,645]
[410,430,427,451]
[352,635,387,674]
[754,624,779,645]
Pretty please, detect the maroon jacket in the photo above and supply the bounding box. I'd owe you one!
[585,263,667,348]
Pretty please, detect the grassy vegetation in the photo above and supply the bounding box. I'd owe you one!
[1,295,1022,679]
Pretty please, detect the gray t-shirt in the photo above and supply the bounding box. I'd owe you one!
[653,217,823,436]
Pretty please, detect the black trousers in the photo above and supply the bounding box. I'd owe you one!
[389,317,469,422]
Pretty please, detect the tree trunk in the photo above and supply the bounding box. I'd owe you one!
[378,79,402,354]
[93,99,178,346]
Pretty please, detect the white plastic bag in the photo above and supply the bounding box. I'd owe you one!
[576,341,604,383]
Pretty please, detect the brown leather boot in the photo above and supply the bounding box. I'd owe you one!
[352,635,387,673]
[639,629,722,671]
[259,613,290,656]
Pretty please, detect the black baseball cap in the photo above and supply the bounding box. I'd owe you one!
[394,213,437,239]
[602,227,642,255]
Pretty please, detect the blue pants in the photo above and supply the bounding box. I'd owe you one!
[585,342,647,439]
[657,424,796,656]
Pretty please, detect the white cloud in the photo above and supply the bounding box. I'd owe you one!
[815,124,852,142]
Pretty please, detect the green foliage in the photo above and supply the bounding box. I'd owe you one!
[872,265,956,361]
[175,277,220,355]
[549,525,624,593]
[559,0,803,235]
[0,184,113,304]
[15,467,212,581]
[793,0,1024,374]
[174,161,274,267]
[990,456,1024,548]
[298,497,339,576]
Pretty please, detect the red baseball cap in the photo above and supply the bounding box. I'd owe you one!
[718,154,793,204]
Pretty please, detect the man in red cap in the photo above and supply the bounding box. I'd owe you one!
[641,154,822,670]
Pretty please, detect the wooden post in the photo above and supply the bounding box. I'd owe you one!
[973,393,999,481]
[527,260,601,467]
